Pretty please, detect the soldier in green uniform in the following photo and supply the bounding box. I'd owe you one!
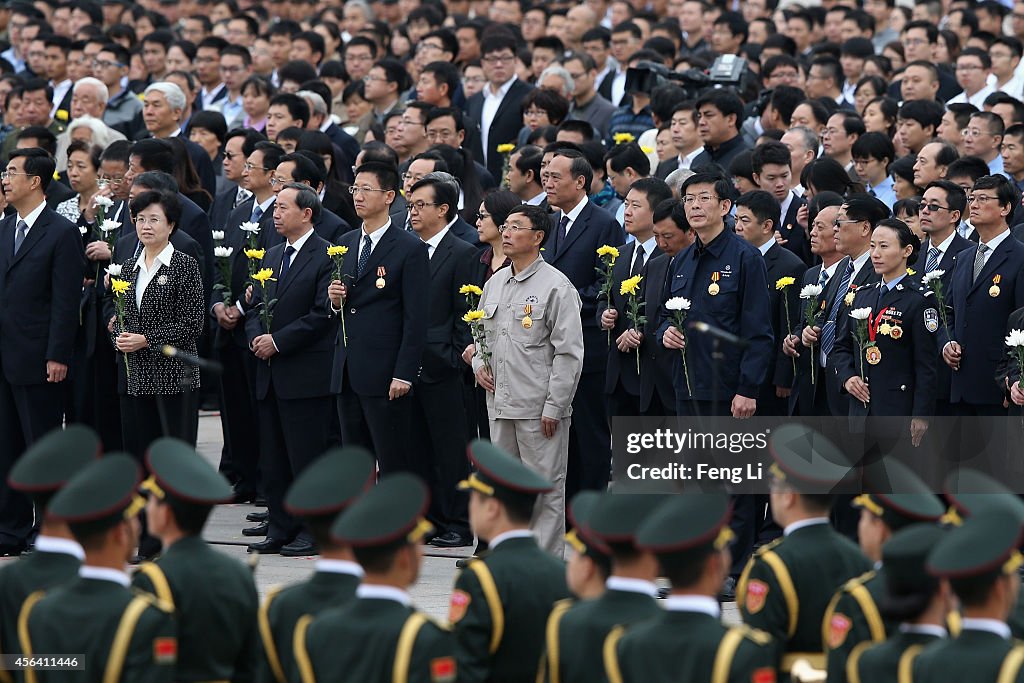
[130,437,259,683]
[845,524,954,683]
[18,454,178,683]
[823,460,946,683]
[0,425,99,683]
[293,472,455,683]
[604,489,779,683]
[257,447,376,683]
[912,510,1024,683]
[561,492,611,602]
[737,425,871,680]
[537,492,663,683]
[450,439,570,683]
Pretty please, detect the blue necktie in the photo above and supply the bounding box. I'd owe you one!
[925,246,941,274]
[820,259,854,366]
[357,234,372,277]
[280,245,295,282]
[818,268,828,289]
[13,220,27,254]
[251,204,263,224]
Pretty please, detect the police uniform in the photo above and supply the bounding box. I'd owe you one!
[18,455,177,683]
[130,438,259,683]
[293,473,455,683]
[737,425,871,680]
[823,460,946,683]
[604,490,779,683]
[845,525,949,683]
[0,425,99,682]
[912,510,1024,683]
[830,274,939,420]
[537,493,664,683]
[451,441,570,683]
[258,447,375,683]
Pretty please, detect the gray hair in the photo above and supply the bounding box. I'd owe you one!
[786,125,819,155]
[281,181,322,223]
[73,77,109,106]
[538,64,575,98]
[420,171,461,221]
[67,115,115,148]
[133,170,179,193]
[346,0,374,20]
[296,90,328,117]
[665,168,695,199]
[144,82,187,112]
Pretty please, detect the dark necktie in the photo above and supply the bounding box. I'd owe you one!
[558,214,569,245]
[973,243,990,283]
[13,220,27,254]
[251,204,263,224]
[630,246,646,277]
[280,245,295,281]
[820,259,855,365]
[925,246,941,274]
[357,234,372,277]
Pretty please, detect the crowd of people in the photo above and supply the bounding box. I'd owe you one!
[2,0,1024,678]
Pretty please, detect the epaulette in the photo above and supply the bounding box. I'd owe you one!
[552,597,575,610]
[130,588,174,614]
[839,570,877,594]
[753,537,785,557]
[732,623,774,646]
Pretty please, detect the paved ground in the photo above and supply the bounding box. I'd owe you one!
[4,412,740,623]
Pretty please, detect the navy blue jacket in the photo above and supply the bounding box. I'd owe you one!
[655,228,774,401]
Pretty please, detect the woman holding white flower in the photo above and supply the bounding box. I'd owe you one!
[830,218,938,446]
[56,140,103,231]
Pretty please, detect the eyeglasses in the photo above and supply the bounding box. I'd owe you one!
[967,194,999,204]
[98,174,125,185]
[345,53,374,62]
[524,108,547,119]
[92,59,124,69]
[833,218,863,227]
[920,202,950,213]
[962,128,993,138]
[482,53,515,64]
[363,74,388,83]
[401,172,426,182]
[348,185,390,195]
[498,223,539,233]
[244,162,270,172]
[408,201,440,212]
[0,170,35,180]
[220,65,247,74]
[416,44,444,54]
[224,151,240,160]
[902,38,929,47]
[476,211,490,221]
[955,64,984,72]
[269,176,291,187]
[682,193,720,205]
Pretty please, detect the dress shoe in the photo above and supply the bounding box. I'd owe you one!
[246,510,268,522]
[0,542,23,557]
[247,537,287,554]
[280,539,319,557]
[232,489,257,504]
[718,575,737,603]
[455,556,476,569]
[430,531,473,548]
[242,521,268,537]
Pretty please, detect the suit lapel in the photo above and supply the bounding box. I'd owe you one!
[274,239,316,298]
[554,204,589,261]
[969,239,1011,296]
[429,233,453,276]
[8,213,47,269]
[355,228,398,283]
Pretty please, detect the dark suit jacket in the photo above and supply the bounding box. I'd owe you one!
[543,199,626,372]
[780,192,812,266]
[419,230,479,384]
[761,243,807,409]
[262,206,353,247]
[824,256,881,416]
[597,70,615,103]
[639,253,676,412]
[654,158,677,181]
[329,226,430,396]
[44,181,76,210]
[209,183,241,232]
[467,79,535,182]
[791,262,827,416]
[0,207,84,384]
[450,216,482,248]
[244,234,336,401]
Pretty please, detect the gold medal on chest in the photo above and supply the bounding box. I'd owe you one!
[376,266,386,289]
[709,271,721,296]
[522,304,533,329]
[866,346,882,365]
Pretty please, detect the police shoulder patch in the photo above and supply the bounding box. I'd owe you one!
[745,579,770,614]
[828,612,853,648]
[448,589,471,624]
[924,308,939,333]
[752,667,777,683]
[153,637,177,664]
[431,656,457,683]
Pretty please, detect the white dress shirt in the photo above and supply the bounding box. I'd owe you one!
[783,517,830,536]
[15,201,47,243]
[422,225,451,259]
[134,242,175,309]
[558,196,590,237]
[355,584,412,606]
[489,529,534,549]
[80,565,131,587]
[480,77,517,166]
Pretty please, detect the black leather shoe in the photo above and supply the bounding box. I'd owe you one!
[242,521,268,537]
[280,539,319,557]
[246,510,269,522]
[718,575,737,603]
[0,542,24,557]
[455,556,477,569]
[430,531,473,548]
[247,537,287,554]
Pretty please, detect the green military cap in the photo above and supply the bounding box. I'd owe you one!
[768,424,854,493]
[879,524,946,612]
[48,454,144,529]
[853,459,945,531]
[565,491,609,558]
[141,437,233,506]
[942,469,1024,526]
[458,439,553,499]
[8,424,101,494]
[285,447,376,518]
[635,491,733,555]
[589,493,667,546]
[927,510,1024,579]
[331,472,433,547]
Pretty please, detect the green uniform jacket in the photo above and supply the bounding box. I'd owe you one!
[846,630,941,683]
[824,568,894,683]
[737,522,871,677]
[131,536,259,683]
[912,628,1024,683]
[19,576,176,683]
[451,535,570,683]
[537,587,661,683]
[604,608,779,683]
[1010,587,1024,639]
[0,550,81,683]
[257,568,361,683]
[294,596,455,683]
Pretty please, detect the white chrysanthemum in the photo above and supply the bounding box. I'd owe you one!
[100,219,120,233]
[799,284,823,299]
[105,263,122,277]
[78,226,87,235]
[921,270,945,285]
[211,230,225,241]
[93,195,114,209]
[665,297,691,311]
[240,222,260,234]
[214,246,234,258]
[849,307,873,320]
[1006,329,1024,348]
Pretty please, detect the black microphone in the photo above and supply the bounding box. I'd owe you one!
[161,346,223,374]
[687,320,749,349]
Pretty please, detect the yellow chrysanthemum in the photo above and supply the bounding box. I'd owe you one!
[613,133,635,144]
[496,143,516,154]
[327,245,349,256]
[906,268,916,275]
[459,284,483,296]
[463,309,486,322]
[620,274,643,296]
[245,248,266,260]
[56,110,68,122]
[110,278,130,295]
[640,146,654,154]
[252,268,276,283]
[596,245,620,260]
[775,276,796,290]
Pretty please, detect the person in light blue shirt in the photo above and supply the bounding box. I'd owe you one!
[852,132,898,210]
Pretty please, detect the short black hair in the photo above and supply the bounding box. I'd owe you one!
[253,141,285,170]
[506,203,553,246]
[735,189,781,229]
[902,20,938,44]
[958,46,991,70]
[359,141,399,166]
[581,27,611,46]
[281,151,325,189]
[16,125,57,156]
[713,11,747,43]
[421,61,459,99]
[628,176,672,210]
[188,110,228,145]
[278,60,318,87]
[557,120,595,142]
[694,89,744,132]
[751,141,791,174]
[129,189,182,232]
[610,21,642,41]
[100,139,133,165]
[512,144,543,182]
[130,138,175,174]
[293,31,326,63]
[769,85,804,128]
[354,161,400,193]
[851,131,895,167]
[269,93,311,128]
[409,174,459,221]
[653,198,689,232]
[605,142,650,177]
[973,174,1016,222]
[924,179,967,217]
[809,56,842,89]
[9,147,55,190]
[945,156,991,185]
[681,172,735,206]
[898,99,944,133]
[551,148,594,192]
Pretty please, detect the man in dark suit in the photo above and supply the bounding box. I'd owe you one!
[272,153,352,244]
[245,183,336,556]
[0,148,84,555]
[400,152,481,247]
[329,162,430,476]
[466,33,535,183]
[405,174,480,548]
[541,147,624,497]
[140,81,218,200]
[598,178,669,418]
[751,141,811,266]
[734,190,807,416]
[208,129,261,231]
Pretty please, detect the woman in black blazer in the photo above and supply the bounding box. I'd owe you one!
[112,189,205,457]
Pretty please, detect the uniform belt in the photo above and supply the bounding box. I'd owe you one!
[781,653,825,672]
